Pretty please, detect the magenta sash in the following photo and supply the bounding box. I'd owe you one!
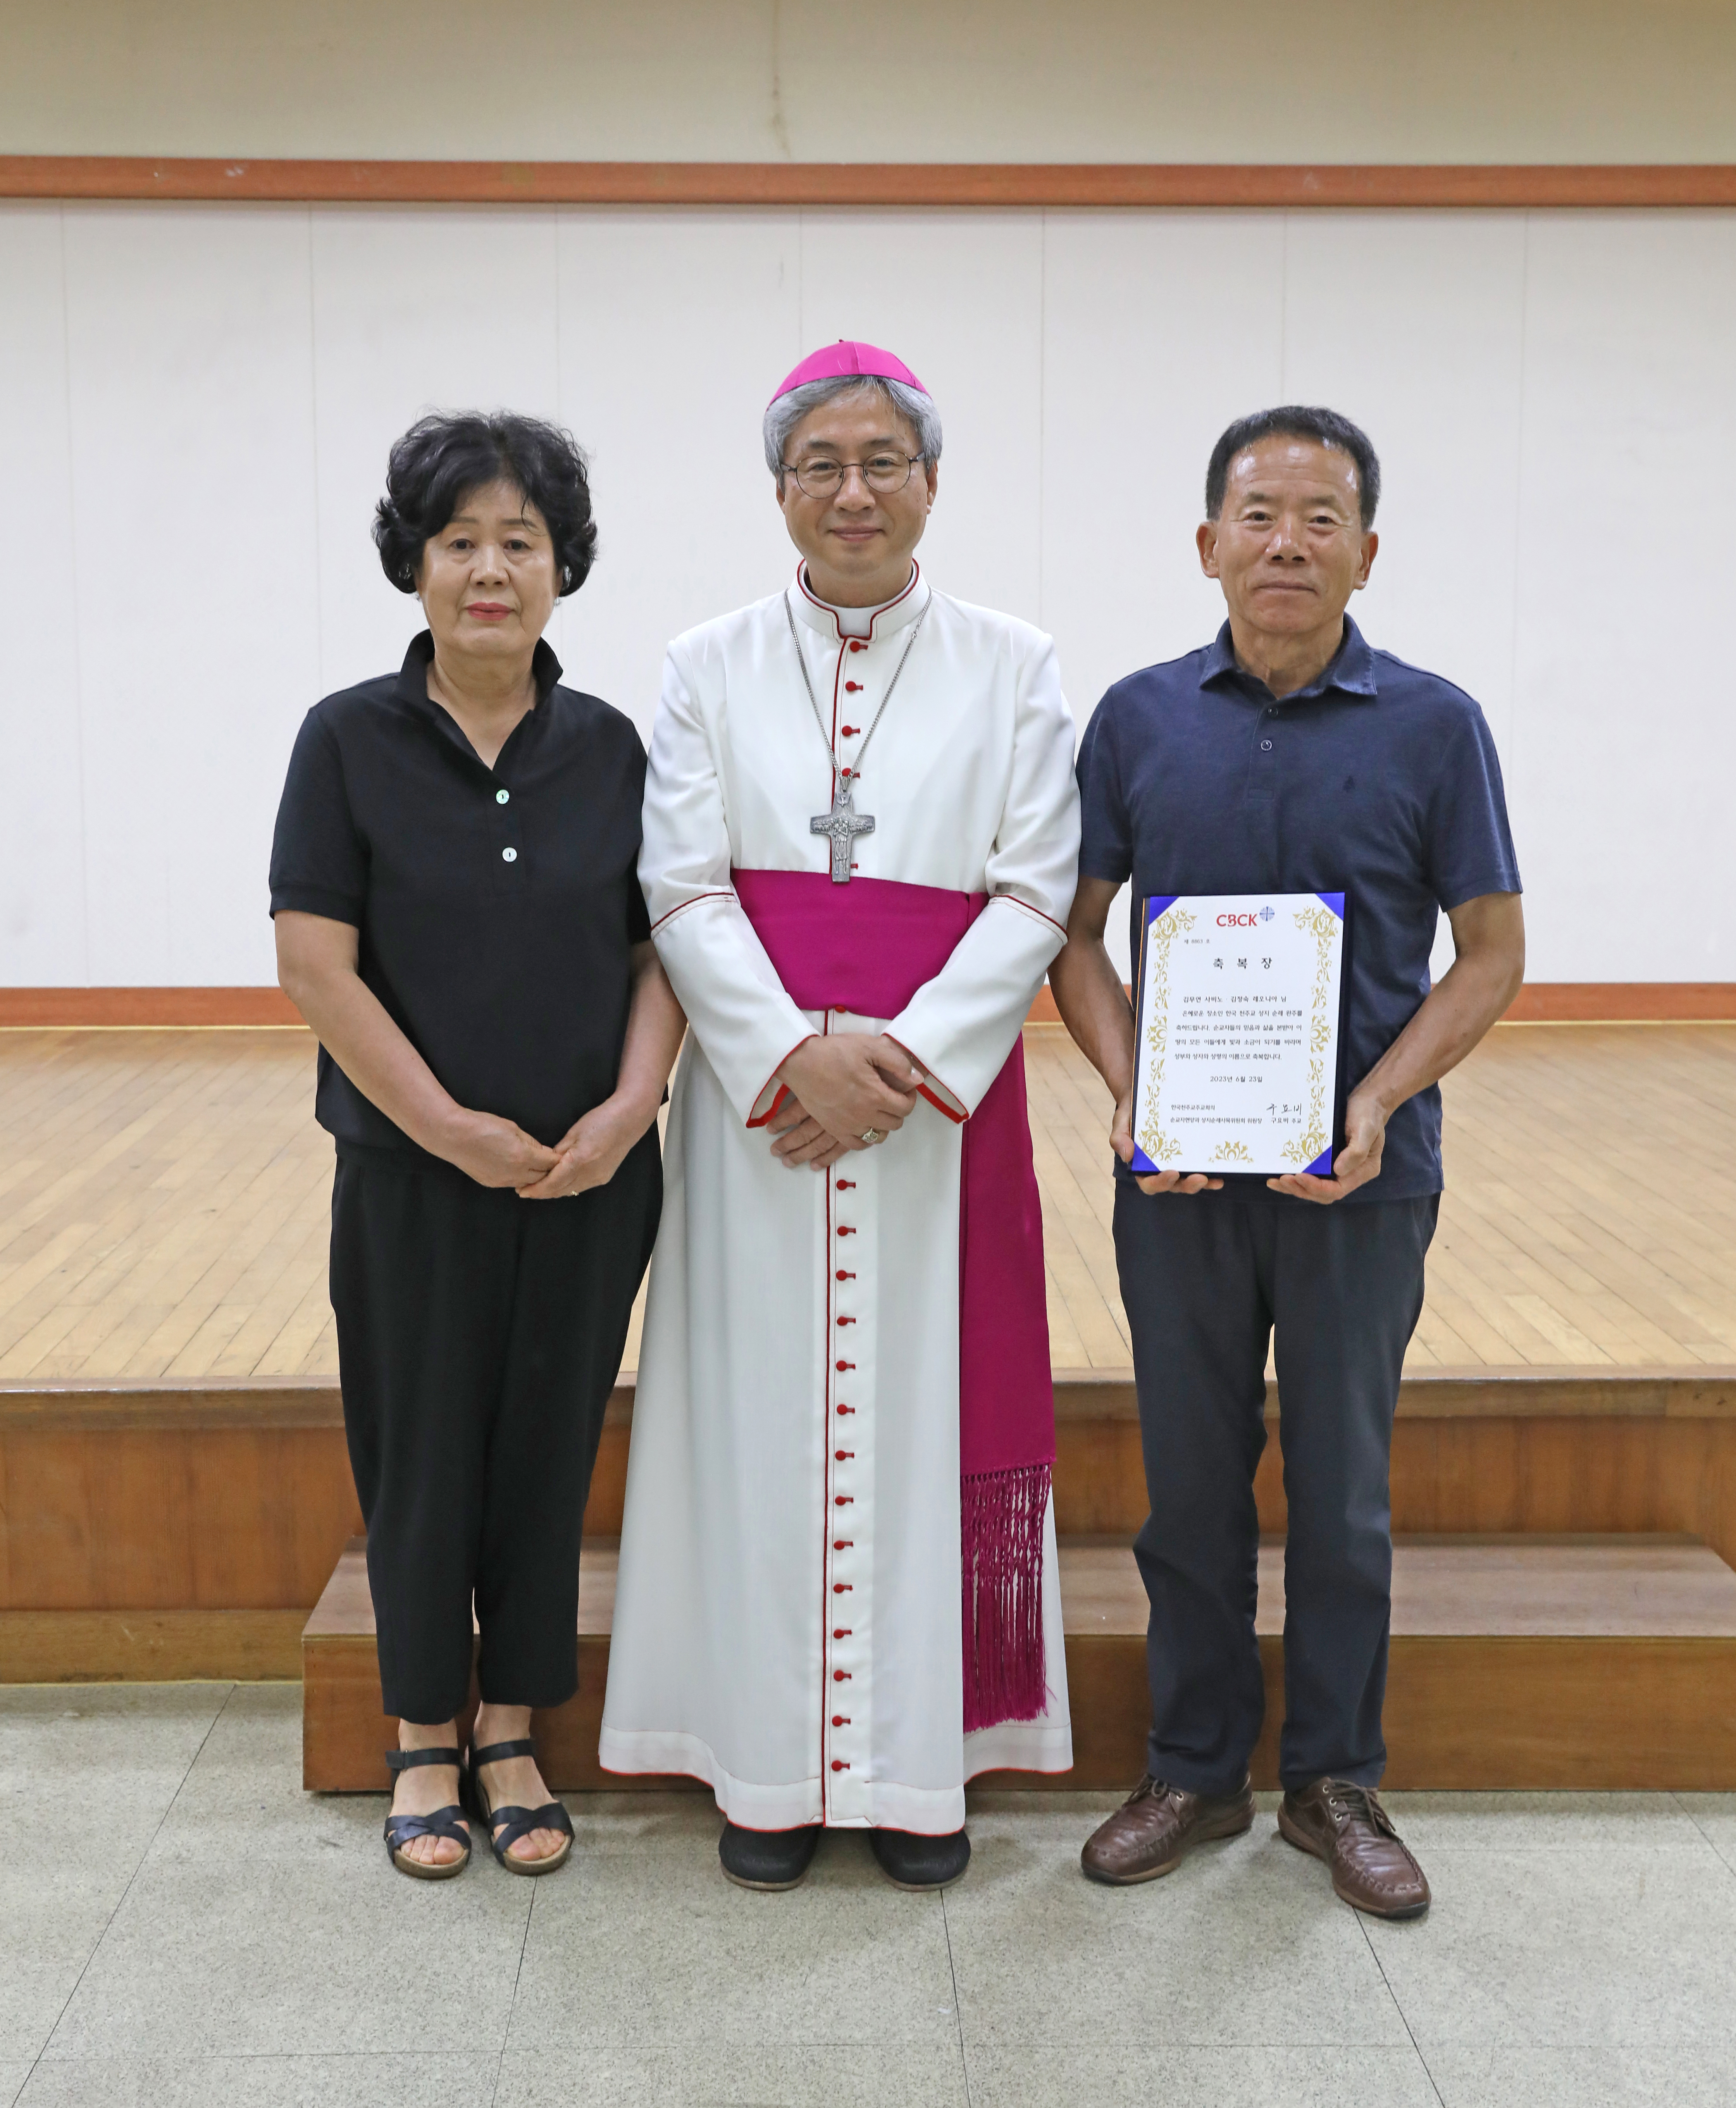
[734,868,1054,1730]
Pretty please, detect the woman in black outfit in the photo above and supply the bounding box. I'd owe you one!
[271,412,683,1878]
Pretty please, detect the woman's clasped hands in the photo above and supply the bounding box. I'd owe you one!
[438,1094,659,1200]
[519,1092,661,1199]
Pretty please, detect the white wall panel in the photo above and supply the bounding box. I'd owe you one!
[1041,213,1288,973]
[1281,214,1530,986]
[60,204,320,986]
[0,208,88,983]
[796,210,1046,625]
[1280,214,1528,749]
[1510,213,1736,982]
[309,207,564,702]
[552,209,802,737]
[1,201,1731,988]
[1041,213,1288,720]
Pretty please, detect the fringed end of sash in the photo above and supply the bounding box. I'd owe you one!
[960,1460,1052,1733]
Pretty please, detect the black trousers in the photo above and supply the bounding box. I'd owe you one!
[330,1135,661,1725]
[1113,1185,1439,1794]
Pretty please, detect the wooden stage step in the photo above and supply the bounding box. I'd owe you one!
[8,1364,1736,1689]
[302,1532,1736,1795]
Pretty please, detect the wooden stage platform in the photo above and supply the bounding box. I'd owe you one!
[3,1021,1735,1789]
[3,1019,1735,1386]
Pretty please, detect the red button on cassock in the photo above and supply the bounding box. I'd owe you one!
[833,1670,851,1680]
[832,1715,849,1726]
[835,1495,853,1506]
[831,1760,849,1771]
[836,1360,854,1371]
[849,639,866,652]
[836,1316,856,1327]
[833,1583,852,1593]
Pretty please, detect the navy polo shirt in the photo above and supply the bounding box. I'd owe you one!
[1076,618,1520,1203]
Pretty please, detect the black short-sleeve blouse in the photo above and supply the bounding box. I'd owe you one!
[269,631,652,1157]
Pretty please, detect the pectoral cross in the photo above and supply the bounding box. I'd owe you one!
[810,778,875,884]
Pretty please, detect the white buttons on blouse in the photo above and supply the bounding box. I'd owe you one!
[502,847,518,863]
[496,788,510,804]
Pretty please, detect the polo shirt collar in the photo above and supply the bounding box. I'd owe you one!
[1200,616,1378,704]
[394,629,564,711]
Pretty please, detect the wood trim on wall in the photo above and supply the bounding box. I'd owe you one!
[1501,983,1736,1023]
[3,158,1735,210]
[0,987,304,1027]
[3,983,1733,1029]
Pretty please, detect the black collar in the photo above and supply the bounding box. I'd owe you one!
[393,629,564,712]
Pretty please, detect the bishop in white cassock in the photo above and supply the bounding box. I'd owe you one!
[600,341,1082,1891]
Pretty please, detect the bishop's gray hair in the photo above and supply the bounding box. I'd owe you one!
[763,374,944,479]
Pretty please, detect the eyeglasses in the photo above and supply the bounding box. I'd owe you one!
[780,450,924,500]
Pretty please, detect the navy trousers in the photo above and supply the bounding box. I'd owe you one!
[1112,1185,1438,1794]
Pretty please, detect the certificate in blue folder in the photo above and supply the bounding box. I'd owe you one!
[1128,892,1347,1178]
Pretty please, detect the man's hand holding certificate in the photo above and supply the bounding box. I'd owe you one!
[1129,892,1347,1180]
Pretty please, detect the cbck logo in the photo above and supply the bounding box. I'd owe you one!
[1217,904,1279,928]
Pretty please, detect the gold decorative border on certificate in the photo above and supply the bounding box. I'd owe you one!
[1280,903,1340,1167]
[1137,905,1194,1165]
[1211,1139,1254,1164]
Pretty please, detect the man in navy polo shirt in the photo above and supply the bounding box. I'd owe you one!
[1051,406,1524,1919]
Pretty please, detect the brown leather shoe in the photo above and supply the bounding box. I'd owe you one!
[1080,1773,1255,1885]
[1278,1779,1430,1919]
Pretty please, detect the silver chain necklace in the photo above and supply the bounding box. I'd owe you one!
[784,584,933,884]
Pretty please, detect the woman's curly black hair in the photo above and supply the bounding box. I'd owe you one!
[372,411,598,597]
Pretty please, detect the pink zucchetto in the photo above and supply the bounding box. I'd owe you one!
[769,339,930,405]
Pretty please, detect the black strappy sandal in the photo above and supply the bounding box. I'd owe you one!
[382,1746,472,1880]
[464,1736,574,1876]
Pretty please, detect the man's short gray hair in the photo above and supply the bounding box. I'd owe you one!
[763,375,944,479]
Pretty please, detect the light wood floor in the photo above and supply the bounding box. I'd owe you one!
[1,1022,1733,1384]
[1033,1020,1736,1371]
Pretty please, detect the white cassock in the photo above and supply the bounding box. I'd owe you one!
[599,561,1081,1832]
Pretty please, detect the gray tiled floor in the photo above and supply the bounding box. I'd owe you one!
[4,1687,1734,2107]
